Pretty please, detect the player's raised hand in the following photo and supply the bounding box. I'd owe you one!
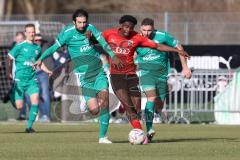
[33,60,42,70]
[178,50,190,59]
[112,55,124,70]
[181,67,192,79]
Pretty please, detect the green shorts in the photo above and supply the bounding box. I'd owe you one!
[137,70,168,100]
[77,69,109,103]
[11,79,39,101]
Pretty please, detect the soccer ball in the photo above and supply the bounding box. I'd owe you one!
[128,129,145,145]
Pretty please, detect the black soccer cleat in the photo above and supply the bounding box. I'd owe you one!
[25,128,36,133]
[146,129,156,142]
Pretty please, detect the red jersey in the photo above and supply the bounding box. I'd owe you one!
[102,28,158,74]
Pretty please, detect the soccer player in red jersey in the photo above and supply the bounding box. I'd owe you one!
[102,15,189,142]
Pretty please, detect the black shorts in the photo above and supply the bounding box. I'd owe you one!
[110,74,140,97]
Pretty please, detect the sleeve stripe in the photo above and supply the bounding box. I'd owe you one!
[155,31,165,35]
[96,35,101,40]
[56,40,61,47]
[64,26,75,33]
[8,53,15,60]
[174,40,179,48]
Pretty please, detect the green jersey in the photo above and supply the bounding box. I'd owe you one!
[135,30,179,71]
[39,24,115,77]
[8,41,41,81]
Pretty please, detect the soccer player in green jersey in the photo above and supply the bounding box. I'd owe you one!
[35,9,121,144]
[135,18,192,141]
[7,24,42,133]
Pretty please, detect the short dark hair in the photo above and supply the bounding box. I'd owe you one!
[25,23,35,31]
[72,9,88,21]
[141,18,154,26]
[119,15,137,25]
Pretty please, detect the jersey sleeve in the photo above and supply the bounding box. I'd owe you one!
[88,24,115,58]
[39,43,60,61]
[36,46,42,59]
[138,35,158,49]
[164,32,179,48]
[55,26,68,47]
[8,45,20,60]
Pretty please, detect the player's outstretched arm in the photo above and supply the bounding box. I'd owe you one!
[89,25,124,69]
[176,44,192,78]
[40,62,53,76]
[98,37,124,69]
[156,43,190,58]
[39,43,60,61]
[34,43,60,68]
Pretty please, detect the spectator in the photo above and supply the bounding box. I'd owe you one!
[20,33,53,122]
[35,33,53,122]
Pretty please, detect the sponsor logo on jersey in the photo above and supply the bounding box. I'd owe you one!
[113,47,130,54]
[35,50,39,55]
[80,45,92,52]
[142,54,160,61]
[24,61,34,66]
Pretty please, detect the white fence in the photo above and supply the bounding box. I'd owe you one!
[164,69,238,124]
[1,12,240,45]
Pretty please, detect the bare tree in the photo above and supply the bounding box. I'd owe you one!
[5,0,12,20]
[0,0,5,17]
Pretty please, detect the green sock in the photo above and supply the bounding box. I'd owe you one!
[99,108,110,138]
[145,101,155,132]
[27,104,39,129]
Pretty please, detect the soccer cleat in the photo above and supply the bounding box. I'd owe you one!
[25,128,36,133]
[99,137,112,144]
[147,129,156,142]
[17,116,26,121]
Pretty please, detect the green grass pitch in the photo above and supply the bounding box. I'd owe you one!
[0,123,240,160]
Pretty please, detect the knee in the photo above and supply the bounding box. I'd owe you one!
[89,108,100,115]
[16,105,23,110]
[31,95,39,104]
[15,101,23,109]
[99,100,109,108]
[97,91,109,107]
[32,98,39,104]
[147,97,156,102]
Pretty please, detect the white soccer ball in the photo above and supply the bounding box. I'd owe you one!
[128,129,145,145]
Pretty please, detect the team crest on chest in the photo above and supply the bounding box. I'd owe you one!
[35,50,39,55]
[128,40,133,46]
